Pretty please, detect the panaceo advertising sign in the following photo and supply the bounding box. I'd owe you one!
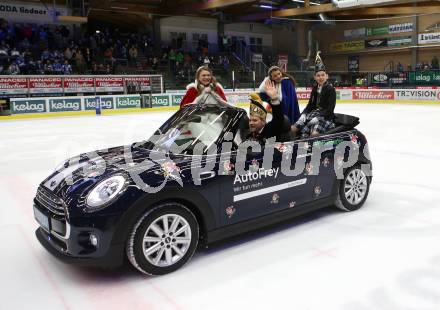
[0,77,28,95]
[115,96,141,109]
[11,99,46,114]
[296,91,311,100]
[28,77,62,94]
[124,77,151,92]
[48,98,82,112]
[95,77,124,92]
[64,77,94,93]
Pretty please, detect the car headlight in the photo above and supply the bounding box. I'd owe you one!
[86,175,127,210]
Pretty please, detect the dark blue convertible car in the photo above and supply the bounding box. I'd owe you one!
[34,98,372,275]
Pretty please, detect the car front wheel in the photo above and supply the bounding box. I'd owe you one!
[126,203,199,275]
[335,166,371,212]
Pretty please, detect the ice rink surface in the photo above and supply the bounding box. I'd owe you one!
[1,103,440,310]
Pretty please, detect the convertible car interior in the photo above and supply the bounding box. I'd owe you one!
[236,112,360,143]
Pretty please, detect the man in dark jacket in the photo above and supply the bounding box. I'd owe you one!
[247,80,285,144]
[291,52,336,138]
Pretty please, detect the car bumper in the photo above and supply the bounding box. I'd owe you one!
[36,227,125,267]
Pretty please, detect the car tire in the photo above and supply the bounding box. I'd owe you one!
[335,165,371,212]
[126,202,199,275]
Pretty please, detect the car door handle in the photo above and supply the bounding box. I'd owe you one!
[199,171,216,180]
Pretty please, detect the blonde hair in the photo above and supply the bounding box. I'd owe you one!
[195,66,218,94]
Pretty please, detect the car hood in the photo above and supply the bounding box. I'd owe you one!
[41,145,193,200]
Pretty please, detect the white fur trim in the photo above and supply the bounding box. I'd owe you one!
[186,82,197,90]
[258,77,283,102]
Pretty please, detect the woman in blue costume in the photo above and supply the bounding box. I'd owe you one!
[258,66,300,124]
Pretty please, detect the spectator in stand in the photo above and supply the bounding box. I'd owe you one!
[10,47,19,58]
[152,57,158,71]
[180,66,227,108]
[104,47,113,63]
[169,49,176,72]
[432,56,439,70]
[422,62,430,70]
[397,62,404,72]
[129,45,138,67]
[53,59,63,74]
[41,48,52,62]
[8,62,20,75]
[75,49,85,73]
[0,44,8,57]
[176,51,184,70]
[44,60,53,74]
[105,63,113,74]
[16,55,27,73]
[84,47,93,69]
[91,62,99,74]
[64,47,73,62]
[35,60,44,74]
[62,60,72,74]
[203,56,210,67]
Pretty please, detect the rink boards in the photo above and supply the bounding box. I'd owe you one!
[2,87,440,120]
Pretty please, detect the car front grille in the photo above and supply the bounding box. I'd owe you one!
[35,186,66,216]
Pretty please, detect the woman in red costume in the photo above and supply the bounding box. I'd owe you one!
[180,66,227,108]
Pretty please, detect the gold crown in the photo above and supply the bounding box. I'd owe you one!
[249,93,267,119]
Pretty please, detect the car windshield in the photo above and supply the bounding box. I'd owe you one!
[144,105,237,155]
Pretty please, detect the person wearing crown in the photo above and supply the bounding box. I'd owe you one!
[180,66,227,108]
[291,52,336,138]
[258,66,300,124]
[247,79,285,144]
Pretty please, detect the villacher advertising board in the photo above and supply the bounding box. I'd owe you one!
[352,90,395,100]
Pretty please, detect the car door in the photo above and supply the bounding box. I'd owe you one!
[218,139,316,226]
[306,133,343,200]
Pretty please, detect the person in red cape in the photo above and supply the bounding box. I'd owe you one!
[180,66,227,108]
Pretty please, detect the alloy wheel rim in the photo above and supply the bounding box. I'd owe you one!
[142,214,192,267]
[344,169,368,205]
